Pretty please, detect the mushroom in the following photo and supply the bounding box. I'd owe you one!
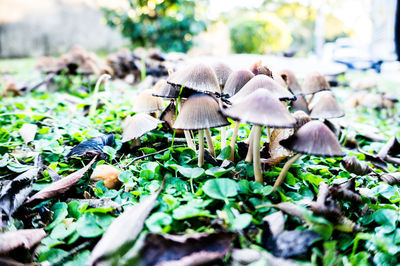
[222,88,296,183]
[159,101,184,137]
[91,165,121,189]
[223,70,254,97]
[249,61,273,77]
[309,91,344,119]
[167,63,221,151]
[122,113,163,145]
[301,72,330,105]
[273,120,343,190]
[212,62,233,92]
[131,90,164,117]
[228,75,295,162]
[173,93,229,167]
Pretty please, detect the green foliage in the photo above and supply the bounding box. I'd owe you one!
[102,0,207,52]
[229,12,292,54]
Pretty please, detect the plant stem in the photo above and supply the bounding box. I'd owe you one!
[89,74,111,118]
[205,128,215,157]
[184,130,196,151]
[228,121,240,161]
[170,85,184,149]
[221,126,227,150]
[198,130,204,167]
[273,153,302,190]
[253,125,263,183]
[245,126,255,162]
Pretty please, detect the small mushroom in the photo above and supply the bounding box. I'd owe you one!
[273,120,343,189]
[131,90,164,117]
[211,62,233,91]
[222,89,296,183]
[91,164,121,189]
[301,72,330,105]
[122,113,163,145]
[223,70,254,97]
[173,93,229,167]
[309,91,344,119]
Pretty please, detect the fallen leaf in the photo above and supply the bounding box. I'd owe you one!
[138,232,234,266]
[377,136,400,161]
[87,180,164,265]
[0,167,39,222]
[341,155,372,176]
[267,128,294,166]
[18,123,38,145]
[262,211,285,237]
[91,164,121,189]
[25,157,96,203]
[0,228,46,254]
[66,134,114,160]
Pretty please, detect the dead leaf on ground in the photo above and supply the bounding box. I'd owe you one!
[66,134,114,160]
[0,228,46,254]
[341,155,372,176]
[0,167,39,224]
[18,124,38,145]
[25,157,97,203]
[138,232,234,266]
[266,128,294,166]
[87,180,164,266]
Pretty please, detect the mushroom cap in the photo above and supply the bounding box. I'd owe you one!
[122,113,163,142]
[173,93,230,130]
[212,62,233,88]
[152,79,179,98]
[293,110,311,129]
[310,92,344,119]
[167,63,220,94]
[221,88,296,128]
[280,120,343,157]
[224,70,254,97]
[131,90,165,113]
[291,95,310,114]
[229,75,295,103]
[250,61,273,77]
[301,72,330,95]
[276,69,302,95]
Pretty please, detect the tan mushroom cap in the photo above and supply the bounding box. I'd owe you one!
[229,75,295,103]
[122,113,163,142]
[301,71,330,95]
[280,120,343,157]
[293,110,311,129]
[173,93,230,130]
[152,79,180,98]
[224,70,254,97]
[131,90,164,113]
[310,92,344,119]
[276,69,302,95]
[167,62,220,94]
[212,62,233,89]
[249,61,273,77]
[292,95,310,114]
[221,88,296,128]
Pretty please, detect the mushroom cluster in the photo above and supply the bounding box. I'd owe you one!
[128,60,344,188]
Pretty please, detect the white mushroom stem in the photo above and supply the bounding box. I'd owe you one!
[198,130,204,167]
[253,125,263,183]
[221,127,227,150]
[267,126,271,143]
[245,126,255,162]
[184,130,196,151]
[273,153,302,190]
[205,129,215,157]
[228,121,240,161]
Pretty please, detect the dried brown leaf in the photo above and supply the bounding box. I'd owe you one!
[25,157,96,203]
[0,228,46,254]
[267,128,294,166]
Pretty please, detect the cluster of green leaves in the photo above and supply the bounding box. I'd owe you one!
[102,0,207,52]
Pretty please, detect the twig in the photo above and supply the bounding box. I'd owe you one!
[123,145,185,169]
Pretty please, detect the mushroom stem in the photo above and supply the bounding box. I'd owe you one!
[245,126,255,162]
[228,121,240,161]
[184,130,196,151]
[267,126,271,143]
[221,127,227,150]
[205,129,215,157]
[253,125,263,183]
[273,153,302,190]
[198,130,204,167]
[307,94,315,106]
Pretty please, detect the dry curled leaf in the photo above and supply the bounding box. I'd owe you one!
[87,180,164,266]
[0,228,46,254]
[380,172,400,185]
[266,128,294,166]
[341,155,372,176]
[138,232,234,266]
[25,157,96,203]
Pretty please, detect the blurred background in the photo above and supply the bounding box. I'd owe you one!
[0,0,399,82]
